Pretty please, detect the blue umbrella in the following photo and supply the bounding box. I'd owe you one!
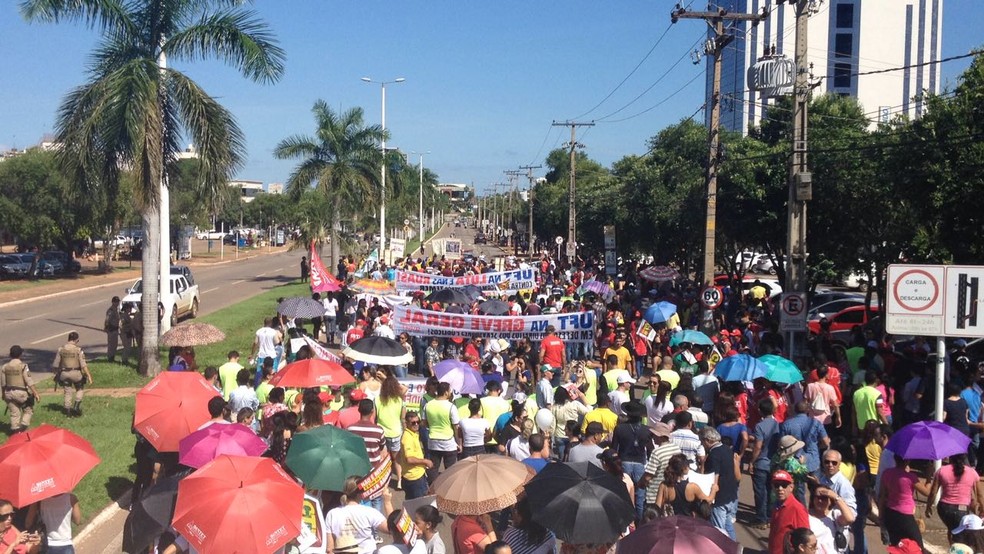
[759,354,803,384]
[714,354,769,382]
[644,301,678,325]
[669,329,713,347]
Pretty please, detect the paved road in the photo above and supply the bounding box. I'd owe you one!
[1,250,299,375]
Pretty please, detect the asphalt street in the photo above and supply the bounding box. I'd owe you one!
[1,250,298,375]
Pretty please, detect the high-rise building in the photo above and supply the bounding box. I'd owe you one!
[708,0,943,133]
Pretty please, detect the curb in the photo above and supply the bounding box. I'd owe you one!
[75,489,131,546]
[0,250,286,309]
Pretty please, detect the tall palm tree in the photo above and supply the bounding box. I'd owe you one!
[22,0,285,376]
[274,101,384,270]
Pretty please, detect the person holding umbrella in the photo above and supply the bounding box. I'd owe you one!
[877,453,933,549]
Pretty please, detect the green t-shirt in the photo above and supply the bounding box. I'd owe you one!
[424,399,458,441]
[853,385,882,430]
[219,361,244,400]
[375,395,405,438]
[256,382,273,405]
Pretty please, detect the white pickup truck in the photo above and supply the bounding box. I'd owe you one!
[122,273,200,326]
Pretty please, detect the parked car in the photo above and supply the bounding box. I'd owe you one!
[195,229,227,240]
[809,291,865,310]
[808,298,868,321]
[807,304,881,336]
[474,233,488,245]
[92,235,131,249]
[0,254,32,279]
[122,273,200,327]
[742,278,783,299]
[30,251,81,277]
[751,255,786,275]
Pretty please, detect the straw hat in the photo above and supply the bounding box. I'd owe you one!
[776,435,805,461]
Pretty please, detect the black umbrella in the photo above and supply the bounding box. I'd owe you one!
[277,296,325,319]
[342,336,414,365]
[428,288,474,305]
[524,461,634,544]
[477,299,510,316]
[122,473,184,553]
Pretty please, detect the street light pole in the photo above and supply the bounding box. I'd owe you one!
[362,76,405,261]
[412,150,430,255]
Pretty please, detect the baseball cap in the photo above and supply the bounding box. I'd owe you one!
[887,539,924,554]
[512,392,528,404]
[585,422,605,436]
[954,339,969,348]
[349,388,367,402]
[866,340,879,349]
[771,469,794,484]
[616,374,636,385]
[953,514,983,535]
[541,364,557,374]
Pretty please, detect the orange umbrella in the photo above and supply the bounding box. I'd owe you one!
[268,358,355,388]
[0,424,100,507]
[173,455,304,552]
[134,372,220,452]
[430,454,535,515]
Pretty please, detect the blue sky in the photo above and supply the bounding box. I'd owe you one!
[1,1,981,194]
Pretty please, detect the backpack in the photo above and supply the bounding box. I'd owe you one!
[809,384,829,415]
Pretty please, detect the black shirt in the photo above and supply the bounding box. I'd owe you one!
[611,422,651,464]
[704,442,738,505]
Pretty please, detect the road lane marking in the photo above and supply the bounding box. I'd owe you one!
[80,300,105,307]
[31,331,66,345]
[203,287,220,294]
[231,279,246,285]
[14,312,51,322]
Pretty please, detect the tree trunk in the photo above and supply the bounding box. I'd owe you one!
[139,205,162,376]
[330,205,341,274]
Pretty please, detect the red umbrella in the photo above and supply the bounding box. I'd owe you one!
[134,372,220,452]
[173,455,304,553]
[178,423,268,469]
[268,358,355,388]
[0,424,101,507]
[615,515,741,554]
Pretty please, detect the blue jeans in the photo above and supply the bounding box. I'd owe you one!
[622,461,647,522]
[403,475,428,500]
[393,365,408,378]
[711,499,738,540]
[552,437,570,461]
[47,547,75,554]
[752,467,771,524]
[360,495,383,513]
[852,485,870,554]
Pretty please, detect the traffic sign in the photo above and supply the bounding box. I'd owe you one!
[565,242,577,257]
[555,236,564,245]
[603,225,616,250]
[700,286,723,309]
[944,266,984,337]
[780,292,807,332]
[886,264,945,335]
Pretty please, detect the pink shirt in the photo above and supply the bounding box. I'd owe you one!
[875,384,893,418]
[938,464,980,505]
[805,382,839,424]
[882,467,919,514]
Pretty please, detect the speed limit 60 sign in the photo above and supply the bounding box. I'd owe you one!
[701,286,723,309]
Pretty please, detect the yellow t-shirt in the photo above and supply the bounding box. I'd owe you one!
[583,368,599,406]
[865,442,883,475]
[581,407,618,437]
[480,396,511,444]
[401,429,426,480]
[375,396,404,439]
[604,346,633,371]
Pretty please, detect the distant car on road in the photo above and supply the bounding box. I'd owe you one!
[474,233,488,245]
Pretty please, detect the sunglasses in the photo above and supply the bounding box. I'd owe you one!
[407,421,421,426]
[823,460,840,465]
[772,482,792,489]
[0,513,12,521]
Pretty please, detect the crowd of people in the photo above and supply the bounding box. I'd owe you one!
[5,250,984,553]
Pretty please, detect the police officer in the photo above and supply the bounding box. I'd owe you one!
[52,332,93,417]
[1,345,41,433]
[121,305,144,366]
[104,296,122,362]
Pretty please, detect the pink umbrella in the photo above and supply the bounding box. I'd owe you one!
[639,266,680,282]
[178,424,267,469]
[433,360,485,395]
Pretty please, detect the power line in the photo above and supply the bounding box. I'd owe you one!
[598,70,706,123]
[570,22,677,120]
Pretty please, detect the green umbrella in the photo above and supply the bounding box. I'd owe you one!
[758,354,804,384]
[285,425,371,491]
[669,329,714,347]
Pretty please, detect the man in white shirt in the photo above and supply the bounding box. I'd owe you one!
[322,292,340,346]
[608,374,635,416]
[249,318,282,387]
[373,315,396,340]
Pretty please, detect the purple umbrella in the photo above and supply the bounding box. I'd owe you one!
[885,421,971,461]
[578,280,614,301]
[178,423,267,469]
[433,360,485,395]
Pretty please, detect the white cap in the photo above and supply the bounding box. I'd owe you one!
[953,514,983,535]
[617,374,636,385]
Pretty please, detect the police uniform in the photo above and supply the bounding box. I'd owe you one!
[105,301,122,362]
[1,358,36,430]
[121,308,143,365]
[53,342,89,416]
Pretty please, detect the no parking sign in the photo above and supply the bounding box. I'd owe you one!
[780,293,807,332]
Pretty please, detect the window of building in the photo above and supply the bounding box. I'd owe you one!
[833,63,852,88]
[836,4,854,28]
[834,34,853,58]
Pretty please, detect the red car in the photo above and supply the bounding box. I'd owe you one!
[807,305,881,335]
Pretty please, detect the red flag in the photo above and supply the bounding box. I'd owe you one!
[310,241,341,293]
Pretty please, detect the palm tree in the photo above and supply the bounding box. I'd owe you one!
[22,0,285,375]
[274,101,384,270]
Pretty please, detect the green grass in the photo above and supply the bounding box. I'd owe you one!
[88,360,153,389]
[1,396,136,525]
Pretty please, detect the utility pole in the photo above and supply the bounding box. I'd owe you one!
[519,164,541,259]
[671,5,767,332]
[786,0,813,360]
[504,170,522,250]
[552,121,594,264]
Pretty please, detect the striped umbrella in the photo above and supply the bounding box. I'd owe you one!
[578,280,615,301]
[639,266,680,282]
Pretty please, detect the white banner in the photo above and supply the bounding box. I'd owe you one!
[391,305,596,344]
[394,268,537,293]
[302,336,343,364]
